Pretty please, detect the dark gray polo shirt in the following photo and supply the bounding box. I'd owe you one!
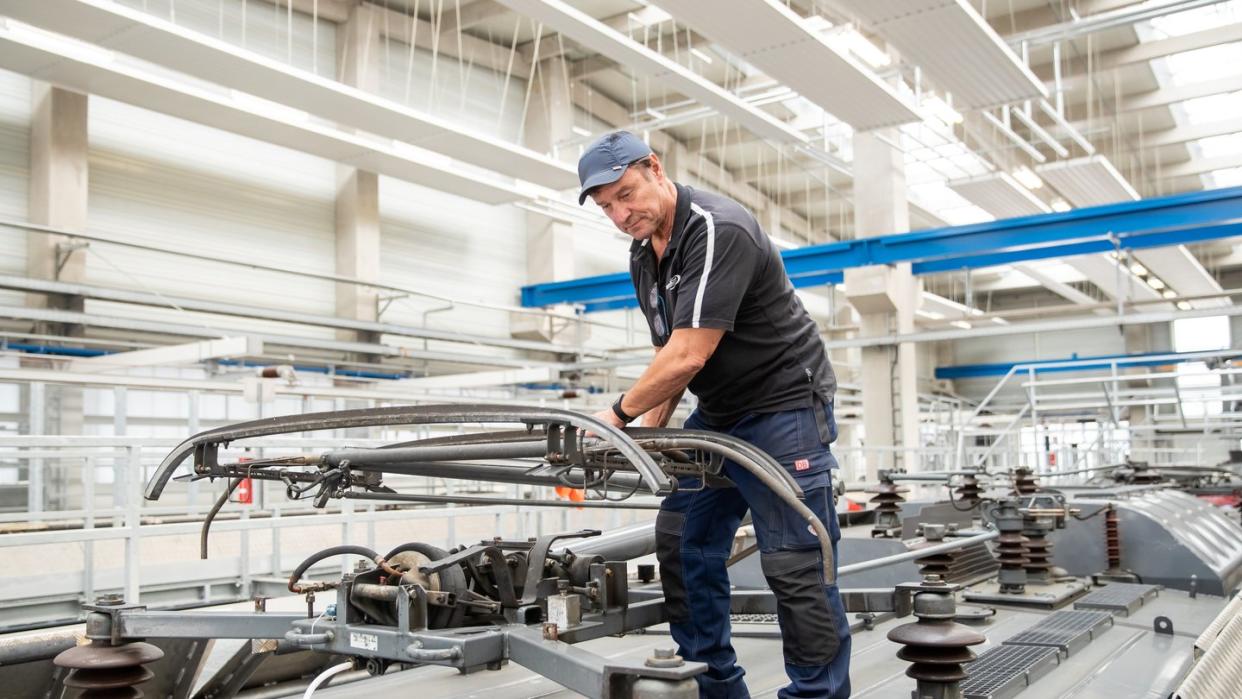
[629,183,836,426]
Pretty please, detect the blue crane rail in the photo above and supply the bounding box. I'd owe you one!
[521,186,1242,312]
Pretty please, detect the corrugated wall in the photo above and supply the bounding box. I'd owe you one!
[0,69,30,308]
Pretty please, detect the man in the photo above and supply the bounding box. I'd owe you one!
[578,131,850,699]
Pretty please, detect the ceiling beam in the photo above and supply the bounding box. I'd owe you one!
[1121,117,1242,150]
[493,0,807,144]
[1013,264,1103,307]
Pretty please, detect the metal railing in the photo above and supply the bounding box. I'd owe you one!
[0,434,652,631]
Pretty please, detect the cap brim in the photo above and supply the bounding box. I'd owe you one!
[578,167,628,205]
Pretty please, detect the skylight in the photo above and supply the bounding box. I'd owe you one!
[1159,42,1242,86]
[1195,133,1242,159]
[1145,0,1242,38]
[1175,91,1242,125]
[1141,2,1242,189]
[1211,166,1242,187]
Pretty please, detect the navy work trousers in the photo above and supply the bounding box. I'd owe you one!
[655,400,851,698]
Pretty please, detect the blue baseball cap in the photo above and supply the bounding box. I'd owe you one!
[577,131,653,205]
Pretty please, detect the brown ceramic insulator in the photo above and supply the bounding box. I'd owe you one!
[953,474,983,507]
[1011,468,1039,495]
[1024,533,1053,576]
[866,477,909,537]
[995,533,1030,570]
[887,579,985,692]
[916,551,956,578]
[54,640,164,699]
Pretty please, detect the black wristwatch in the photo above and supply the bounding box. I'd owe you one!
[611,394,637,424]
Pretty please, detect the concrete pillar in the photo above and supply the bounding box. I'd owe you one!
[514,55,581,344]
[27,83,89,509]
[27,84,88,315]
[845,129,921,478]
[335,6,383,358]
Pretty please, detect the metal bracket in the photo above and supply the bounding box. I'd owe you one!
[54,239,89,278]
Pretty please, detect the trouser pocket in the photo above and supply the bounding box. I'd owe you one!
[655,509,688,623]
[761,548,839,666]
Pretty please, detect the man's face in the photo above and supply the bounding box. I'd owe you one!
[590,159,671,241]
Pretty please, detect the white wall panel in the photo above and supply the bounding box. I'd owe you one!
[0,69,30,309]
[378,175,527,350]
[86,95,338,336]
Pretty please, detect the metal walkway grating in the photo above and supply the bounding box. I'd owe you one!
[962,644,1062,699]
[1074,583,1160,616]
[1002,610,1113,656]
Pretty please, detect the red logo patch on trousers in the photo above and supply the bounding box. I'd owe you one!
[794,458,810,471]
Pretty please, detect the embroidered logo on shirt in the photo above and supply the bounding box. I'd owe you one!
[665,274,681,291]
[795,458,810,472]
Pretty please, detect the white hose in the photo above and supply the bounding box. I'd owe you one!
[302,661,353,698]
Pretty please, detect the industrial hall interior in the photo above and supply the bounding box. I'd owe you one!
[2,0,1242,698]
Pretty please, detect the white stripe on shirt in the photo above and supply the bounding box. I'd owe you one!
[688,202,716,329]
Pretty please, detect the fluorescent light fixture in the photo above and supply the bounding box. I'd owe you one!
[922,94,963,126]
[1050,198,1071,212]
[802,15,834,34]
[1147,276,1166,290]
[1012,166,1043,190]
[1177,301,1192,311]
[827,26,891,68]
[627,6,672,27]
[1129,262,1148,277]
[689,47,715,65]
[1162,289,1178,299]
[950,320,973,330]
[571,125,592,138]
[644,107,667,120]
[916,309,947,321]
[1036,156,1139,206]
[770,236,799,250]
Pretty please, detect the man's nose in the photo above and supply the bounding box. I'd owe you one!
[608,206,629,227]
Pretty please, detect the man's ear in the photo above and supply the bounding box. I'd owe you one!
[648,153,665,181]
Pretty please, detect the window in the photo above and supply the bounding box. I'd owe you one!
[1172,316,1231,418]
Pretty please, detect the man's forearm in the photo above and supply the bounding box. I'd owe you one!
[619,343,704,418]
[642,389,685,427]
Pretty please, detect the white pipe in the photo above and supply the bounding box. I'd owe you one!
[303,662,354,698]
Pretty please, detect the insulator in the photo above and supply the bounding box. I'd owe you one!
[1022,516,1055,582]
[55,639,164,699]
[953,473,983,508]
[992,500,1029,594]
[913,525,955,579]
[866,474,909,538]
[888,577,985,698]
[1011,468,1039,495]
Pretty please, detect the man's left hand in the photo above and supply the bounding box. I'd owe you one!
[589,407,627,437]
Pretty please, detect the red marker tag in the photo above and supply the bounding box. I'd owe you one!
[794,459,810,472]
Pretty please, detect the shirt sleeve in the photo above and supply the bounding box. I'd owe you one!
[671,214,761,332]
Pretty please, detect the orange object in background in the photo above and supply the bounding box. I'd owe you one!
[554,486,586,505]
[232,477,253,504]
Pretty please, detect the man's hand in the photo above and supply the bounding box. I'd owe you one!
[592,407,627,432]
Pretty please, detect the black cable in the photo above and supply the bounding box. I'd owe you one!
[200,478,242,560]
[288,545,380,593]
